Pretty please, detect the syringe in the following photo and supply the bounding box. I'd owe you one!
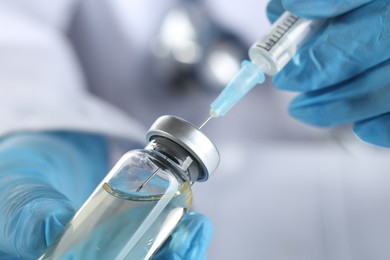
[204,12,323,122]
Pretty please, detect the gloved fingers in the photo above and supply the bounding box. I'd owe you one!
[0,174,75,259]
[153,212,213,260]
[0,251,19,260]
[281,0,374,19]
[0,132,109,207]
[353,113,390,147]
[267,0,374,22]
[288,58,390,127]
[273,1,390,92]
[0,132,109,258]
[266,0,284,23]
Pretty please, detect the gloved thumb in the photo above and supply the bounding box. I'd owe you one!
[0,175,76,259]
[353,114,390,148]
[281,0,373,19]
[267,0,284,23]
[153,212,213,260]
[0,132,106,259]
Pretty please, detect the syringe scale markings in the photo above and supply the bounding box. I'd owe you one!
[209,12,323,117]
[257,14,300,51]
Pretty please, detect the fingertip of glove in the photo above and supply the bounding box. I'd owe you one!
[288,105,319,126]
[282,0,373,19]
[185,212,213,229]
[353,115,390,147]
[272,74,296,91]
[288,97,336,127]
[281,0,341,18]
[156,213,213,260]
[43,200,76,246]
[10,198,75,258]
[179,212,213,246]
[271,56,315,92]
[267,0,285,23]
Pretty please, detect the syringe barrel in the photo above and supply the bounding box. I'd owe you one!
[249,12,323,76]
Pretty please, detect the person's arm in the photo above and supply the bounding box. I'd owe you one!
[267,0,390,147]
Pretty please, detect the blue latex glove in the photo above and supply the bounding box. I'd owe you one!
[0,132,212,259]
[267,0,390,147]
[153,213,213,260]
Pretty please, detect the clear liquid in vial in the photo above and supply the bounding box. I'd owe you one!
[40,182,192,260]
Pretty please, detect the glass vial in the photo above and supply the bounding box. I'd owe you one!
[39,115,220,260]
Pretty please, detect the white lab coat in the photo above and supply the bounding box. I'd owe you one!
[0,0,145,142]
[2,1,390,260]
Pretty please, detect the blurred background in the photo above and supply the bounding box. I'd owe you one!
[67,0,390,259]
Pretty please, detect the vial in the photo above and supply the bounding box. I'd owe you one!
[39,115,220,260]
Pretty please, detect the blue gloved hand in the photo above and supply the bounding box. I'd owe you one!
[0,132,212,259]
[154,213,213,260]
[267,0,390,147]
[0,132,109,259]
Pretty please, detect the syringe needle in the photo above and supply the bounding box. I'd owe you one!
[199,116,213,130]
[136,168,160,192]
